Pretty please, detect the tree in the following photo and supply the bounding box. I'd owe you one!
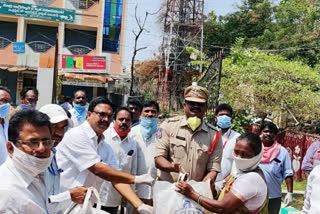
[220,39,320,126]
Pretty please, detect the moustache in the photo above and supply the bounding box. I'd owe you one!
[120,124,129,129]
[190,107,200,113]
[98,121,109,127]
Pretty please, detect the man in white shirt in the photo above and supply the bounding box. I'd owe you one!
[100,106,137,213]
[0,86,11,165]
[40,104,87,213]
[130,101,160,209]
[302,164,320,213]
[0,109,54,213]
[56,96,154,213]
[69,90,88,127]
[214,103,240,191]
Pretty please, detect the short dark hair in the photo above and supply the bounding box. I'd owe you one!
[20,87,39,99]
[259,121,279,134]
[127,98,142,112]
[9,109,51,144]
[88,96,113,112]
[0,86,10,94]
[74,90,87,98]
[142,100,159,113]
[237,132,262,156]
[215,103,233,116]
[114,106,133,120]
[64,96,72,102]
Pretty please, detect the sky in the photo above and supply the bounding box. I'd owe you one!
[123,0,240,67]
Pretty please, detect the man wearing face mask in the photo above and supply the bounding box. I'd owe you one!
[0,86,11,165]
[214,103,240,192]
[0,110,54,213]
[100,107,137,213]
[69,90,88,127]
[7,87,39,120]
[56,96,154,213]
[40,104,87,213]
[155,83,223,185]
[129,100,160,209]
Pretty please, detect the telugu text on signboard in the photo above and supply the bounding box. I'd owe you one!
[0,2,75,23]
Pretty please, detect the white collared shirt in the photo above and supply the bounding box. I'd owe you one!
[56,121,119,193]
[129,124,157,199]
[0,158,49,213]
[302,164,320,213]
[216,129,240,181]
[0,119,8,165]
[99,127,137,207]
[69,108,88,127]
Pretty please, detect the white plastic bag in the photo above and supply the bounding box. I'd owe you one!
[64,187,109,214]
[153,178,213,214]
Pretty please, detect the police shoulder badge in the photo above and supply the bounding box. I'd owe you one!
[155,128,162,139]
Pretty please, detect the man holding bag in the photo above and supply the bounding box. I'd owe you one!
[154,83,223,184]
[56,96,154,213]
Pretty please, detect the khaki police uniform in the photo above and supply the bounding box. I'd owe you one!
[154,115,222,182]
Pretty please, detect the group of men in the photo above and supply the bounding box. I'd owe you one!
[0,83,296,214]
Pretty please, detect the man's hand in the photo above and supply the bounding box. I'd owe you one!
[284,192,293,206]
[137,203,153,214]
[69,186,87,204]
[134,173,155,185]
[173,162,186,173]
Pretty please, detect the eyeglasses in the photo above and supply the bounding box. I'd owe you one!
[93,111,112,119]
[16,139,55,149]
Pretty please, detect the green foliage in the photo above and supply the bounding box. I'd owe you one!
[205,0,320,67]
[220,41,320,122]
[232,110,254,134]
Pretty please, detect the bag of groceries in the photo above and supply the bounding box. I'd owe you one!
[153,174,213,214]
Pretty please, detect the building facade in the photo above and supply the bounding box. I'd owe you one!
[0,0,130,107]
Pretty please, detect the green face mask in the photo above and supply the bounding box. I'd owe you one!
[187,116,201,131]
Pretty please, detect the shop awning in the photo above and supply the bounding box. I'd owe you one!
[0,66,37,72]
[58,71,113,83]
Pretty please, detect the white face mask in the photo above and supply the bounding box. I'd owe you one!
[233,145,263,173]
[11,143,53,177]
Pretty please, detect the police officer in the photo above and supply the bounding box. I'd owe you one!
[154,83,223,184]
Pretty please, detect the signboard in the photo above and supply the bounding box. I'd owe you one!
[61,55,107,74]
[0,2,75,23]
[13,42,25,53]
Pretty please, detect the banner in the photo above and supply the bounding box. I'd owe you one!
[0,2,75,23]
[61,55,107,74]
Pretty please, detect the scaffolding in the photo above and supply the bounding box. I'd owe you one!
[161,0,205,110]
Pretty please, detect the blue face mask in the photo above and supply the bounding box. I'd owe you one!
[140,117,158,139]
[217,115,232,129]
[73,102,86,114]
[20,104,36,110]
[0,103,10,118]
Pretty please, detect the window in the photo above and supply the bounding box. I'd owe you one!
[26,25,57,52]
[0,21,17,49]
[102,0,123,52]
[64,28,97,55]
[68,0,99,10]
[33,0,55,6]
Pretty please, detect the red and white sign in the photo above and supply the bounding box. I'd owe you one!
[61,55,107,73]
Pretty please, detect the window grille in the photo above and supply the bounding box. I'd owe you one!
[68,0,99,9]
[0,37,12,49]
